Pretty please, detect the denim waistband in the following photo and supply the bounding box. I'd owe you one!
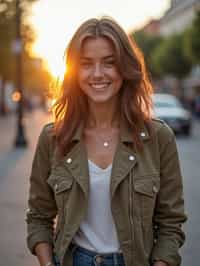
[69,243,125,266]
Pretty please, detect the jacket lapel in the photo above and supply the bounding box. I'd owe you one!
[110,142,137,198]
[63,141,89,197]
[110,117,150,197]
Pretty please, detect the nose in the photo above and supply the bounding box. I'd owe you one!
[93,63,104,78]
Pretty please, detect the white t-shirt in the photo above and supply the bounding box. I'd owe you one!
[73,159,120,253]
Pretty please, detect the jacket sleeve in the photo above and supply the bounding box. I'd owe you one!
[151,124,187,266]
[26,124,57,254]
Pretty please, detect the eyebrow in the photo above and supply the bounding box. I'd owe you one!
[80,55,115,61]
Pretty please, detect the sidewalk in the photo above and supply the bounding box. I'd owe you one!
[0,109,52,266]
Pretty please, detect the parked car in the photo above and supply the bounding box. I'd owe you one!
[152,93,192,136]
[194,95,200,118]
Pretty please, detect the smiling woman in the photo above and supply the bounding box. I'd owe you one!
[26,16,186,266]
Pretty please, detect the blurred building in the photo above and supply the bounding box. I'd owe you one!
[142,19,160,35]
[143,0,200,106]
[160,0,200,36]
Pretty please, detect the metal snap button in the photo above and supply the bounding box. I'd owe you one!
[66,158,72,164]
[153,185,158,193]
[129,155,135,161]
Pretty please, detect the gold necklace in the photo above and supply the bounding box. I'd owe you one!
[100,128,119,148]
[100,134,114,148]
[103,141,109,147]
[84,126,119,148]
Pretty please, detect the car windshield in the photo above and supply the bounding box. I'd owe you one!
[153,95,182,109]
[154,101,180,108]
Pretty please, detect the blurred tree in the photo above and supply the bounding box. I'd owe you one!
[152,34,192,100]
[0,2,15,79]
[152,34,192,78]
[131,30,163,78]
[23,55,52,97]
[0,0,51,115]
[183,10,200,64]
[0,1,15,114]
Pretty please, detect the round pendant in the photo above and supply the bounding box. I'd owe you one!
[103,142,109,147]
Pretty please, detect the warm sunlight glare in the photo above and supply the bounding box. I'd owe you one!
[31,0,170,79]
[31,0,68,80]
[33,40,67,80]
[48,59,66,81]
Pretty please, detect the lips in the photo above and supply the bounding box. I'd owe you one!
[89,82,111,90]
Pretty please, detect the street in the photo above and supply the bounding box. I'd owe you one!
[0,109,199,266]
[178,121,200,265]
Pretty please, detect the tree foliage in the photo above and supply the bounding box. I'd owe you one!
[151,34,192,79]
[183,10,200,64]
[0,0,36,79]
[0,1,16,80]
[0,0,51,94]
[131,30,163,77]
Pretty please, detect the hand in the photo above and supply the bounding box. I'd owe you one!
[44,262,55,266]
[153,261,168,266]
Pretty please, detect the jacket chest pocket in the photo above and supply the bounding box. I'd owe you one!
[134,176,160,222]
[47,176,74,211]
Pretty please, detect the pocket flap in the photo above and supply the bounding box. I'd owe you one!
[54,180,73,194]
[134,179,159,197]
[47,176,73,194]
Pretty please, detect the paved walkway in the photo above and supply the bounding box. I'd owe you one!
[0,109,52,266]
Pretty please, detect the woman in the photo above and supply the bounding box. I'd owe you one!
[26,17,186,266]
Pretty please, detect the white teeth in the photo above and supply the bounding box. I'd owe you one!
[90,83,109,89]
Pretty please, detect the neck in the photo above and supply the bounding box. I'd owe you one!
[86,98,120,129]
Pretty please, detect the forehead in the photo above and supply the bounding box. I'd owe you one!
[80,37,115,58]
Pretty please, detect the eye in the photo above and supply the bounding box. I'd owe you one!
[80,61,92,68]
[104,59,116,67]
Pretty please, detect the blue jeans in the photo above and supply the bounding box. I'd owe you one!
[53,255,61,266]
[53,244,125,266]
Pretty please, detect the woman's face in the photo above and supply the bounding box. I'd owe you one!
[77,36,123,104]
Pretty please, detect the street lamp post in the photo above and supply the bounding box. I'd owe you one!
[14,0,27,147]
[0,78,7,116]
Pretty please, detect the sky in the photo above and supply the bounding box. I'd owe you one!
[30,0,170,78]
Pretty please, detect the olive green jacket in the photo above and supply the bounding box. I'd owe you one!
[26,119,186,266]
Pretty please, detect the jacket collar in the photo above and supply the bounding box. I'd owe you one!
[57,117,150,199]
[119,116,150,143]
[71,122,84,142]
[71,117,150,143]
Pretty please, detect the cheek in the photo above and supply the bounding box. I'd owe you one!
[78,70,89,86]
[108,69,122,82]
[113,72,123,87]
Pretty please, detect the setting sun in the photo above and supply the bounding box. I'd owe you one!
[32,36,67,80]
[46,56,66,81]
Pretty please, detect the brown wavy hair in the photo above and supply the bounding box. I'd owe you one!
[53,17,153,156]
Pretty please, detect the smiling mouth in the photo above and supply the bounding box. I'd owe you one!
[89,82,111,90]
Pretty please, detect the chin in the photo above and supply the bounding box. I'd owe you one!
[88,94,114,103]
